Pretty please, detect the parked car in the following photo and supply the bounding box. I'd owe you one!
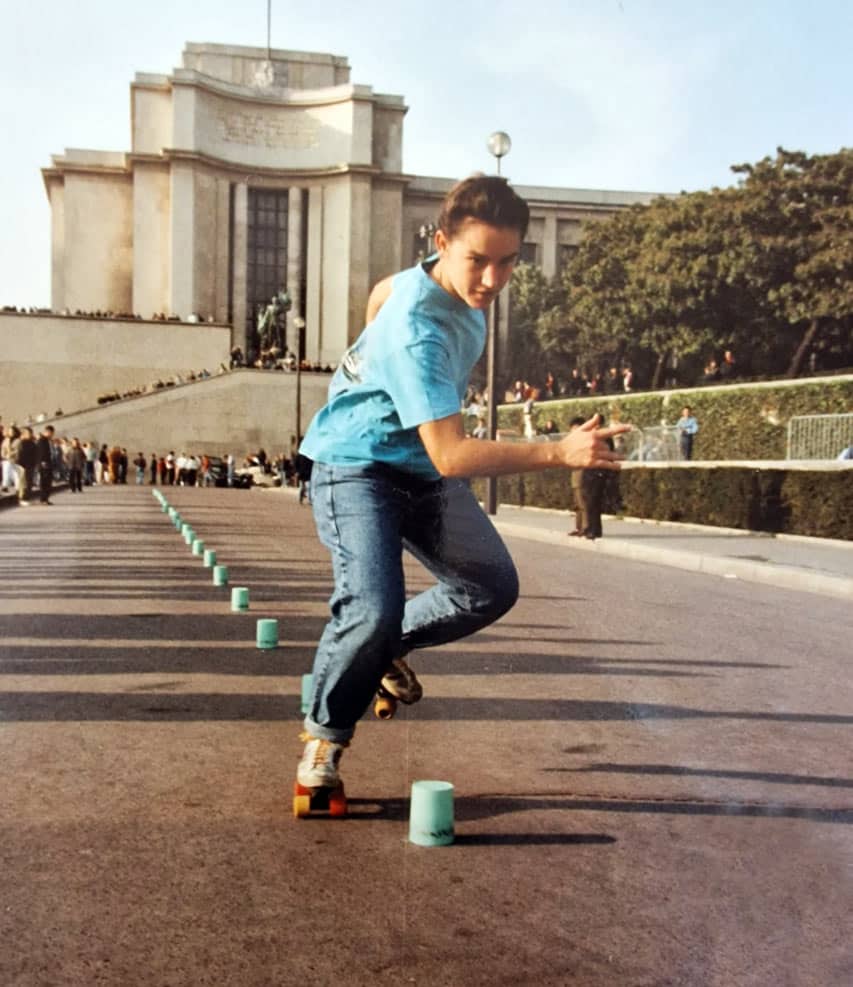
[233,464,280,488]
[203,455,252,488]
[203,456,229,487]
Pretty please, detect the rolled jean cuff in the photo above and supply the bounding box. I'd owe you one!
[302,715,355,745]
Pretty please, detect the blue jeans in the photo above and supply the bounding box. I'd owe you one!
[304,463,519,742]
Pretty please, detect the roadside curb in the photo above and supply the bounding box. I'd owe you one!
[493,518,853,602]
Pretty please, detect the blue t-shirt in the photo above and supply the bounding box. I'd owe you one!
[300,259,486,479]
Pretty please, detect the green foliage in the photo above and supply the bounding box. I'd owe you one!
[614,467,853,539]
[477,376,853,539]
[505,263,556,385]
[474,465,853,540]
[501,375,853,460]
[522,147,853,388]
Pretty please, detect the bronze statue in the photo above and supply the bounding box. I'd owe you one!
[257,289,292,354]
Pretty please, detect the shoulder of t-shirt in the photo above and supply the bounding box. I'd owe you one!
[376,265,447,345]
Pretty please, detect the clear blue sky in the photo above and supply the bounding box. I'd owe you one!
[1,0,850,306]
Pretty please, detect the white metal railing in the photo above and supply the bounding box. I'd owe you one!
[495,424,683,461]
[786,413,853,460]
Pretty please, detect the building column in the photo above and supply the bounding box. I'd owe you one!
[213,178,231,324]
[542,212,557,281]
[169,163,195,318]
[47,178,66,312]
[305,186,323,364]
[232,182,248,354]
[286,186,305,357]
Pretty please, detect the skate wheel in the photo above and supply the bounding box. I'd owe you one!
[328,792,347,817]
[293,794,311,818]
[374,695,397,720]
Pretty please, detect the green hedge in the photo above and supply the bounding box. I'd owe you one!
[499,375,853,460]
[473,466,853,540]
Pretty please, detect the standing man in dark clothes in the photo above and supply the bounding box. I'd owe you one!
[36,425,55,505]
[294,451,312,504]
[17,427,37,506]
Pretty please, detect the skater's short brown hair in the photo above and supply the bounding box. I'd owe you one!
[438,175,530,241]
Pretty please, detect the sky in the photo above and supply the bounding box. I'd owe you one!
[1,0,850,307]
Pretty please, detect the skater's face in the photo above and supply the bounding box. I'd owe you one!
[433,219,521,310]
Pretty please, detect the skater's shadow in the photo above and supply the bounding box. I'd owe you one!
[343,796,616,846]
[345,789,851,828]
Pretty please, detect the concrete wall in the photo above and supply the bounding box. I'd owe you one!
[34,369,331,458]
[63,171,134,313]
[132,161,171,317]
[0,313,231,423]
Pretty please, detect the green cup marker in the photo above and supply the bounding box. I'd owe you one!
[300,674,313,714]
[408,780,455,847]
[256,618,278,650]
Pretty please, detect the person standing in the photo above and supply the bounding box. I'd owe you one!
[1,425,19,494]
[295,174,628,793]
[67,438,86,493]
[36,425,55,505]
[133,452,147,484]
[677,406,699,461]
[578,415,613,540]
[566,416,587,536]
[294,451,312,504]
[17,427,37,506]
[97,444,109,484]
[84,441,97,485]
[149,453,158,485]
[719,350,737,381]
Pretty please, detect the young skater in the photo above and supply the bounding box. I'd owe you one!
[297,174,629,789]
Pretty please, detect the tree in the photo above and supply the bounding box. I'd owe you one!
[505,262,556,388]
[546,147,853,385]
[728,148,853,376]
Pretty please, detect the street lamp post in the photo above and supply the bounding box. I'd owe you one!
[485,131,512,515]
[293,316,306,441]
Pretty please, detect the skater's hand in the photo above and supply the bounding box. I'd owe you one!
[556,415,631,470]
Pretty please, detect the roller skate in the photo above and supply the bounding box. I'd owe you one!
[293,732,348,818]
[374,657,423,720]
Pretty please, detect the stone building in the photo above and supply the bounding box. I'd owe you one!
[43,42,659,366]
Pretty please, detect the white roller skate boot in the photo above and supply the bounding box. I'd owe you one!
[296,732,348,789]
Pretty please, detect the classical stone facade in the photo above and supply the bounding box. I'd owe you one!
[43,42,659,367]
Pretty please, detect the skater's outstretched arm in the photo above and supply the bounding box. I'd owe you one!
[418,413,630,479]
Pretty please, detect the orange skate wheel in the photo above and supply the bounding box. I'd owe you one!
[328,791,347,817]
[293,794,311,818]
[374,694,397,720]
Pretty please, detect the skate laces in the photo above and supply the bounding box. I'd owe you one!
[300,732,348,767]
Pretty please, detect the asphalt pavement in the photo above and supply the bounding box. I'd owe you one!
[5,484,851,600]
[1,484,851,986]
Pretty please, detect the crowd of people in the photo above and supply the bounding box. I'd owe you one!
[1,304,221,323]
[95,367,223,407]
[0,425,313,506]
[229,344,335,375]
[17,355,340,426]
[505,349,743,406]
